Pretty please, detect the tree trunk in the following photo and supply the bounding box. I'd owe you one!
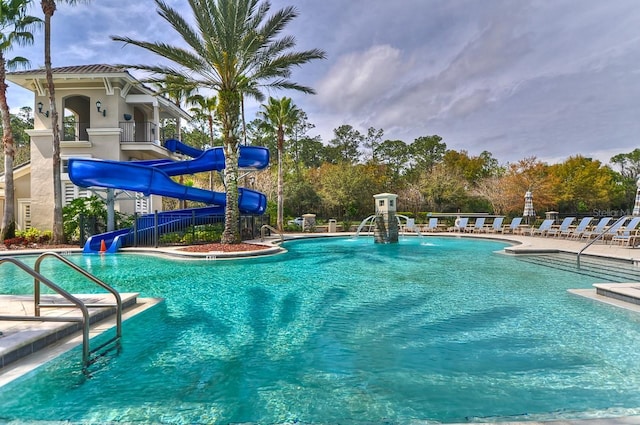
[277,127,284,232]
[219,90,241,244]
[0,56,16,240]
[43,3,65,244]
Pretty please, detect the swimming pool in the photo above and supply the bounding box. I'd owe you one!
[1,236,640,423]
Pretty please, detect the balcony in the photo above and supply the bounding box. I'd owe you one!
[63,121,89,141]
[119,122,177,143]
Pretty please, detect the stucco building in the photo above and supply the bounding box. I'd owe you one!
[1,64,189,232]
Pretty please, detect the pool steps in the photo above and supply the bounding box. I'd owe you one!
[592,283,640,307]
[514,253,640,282]
[0,292,139,370]
[518,252,640,311]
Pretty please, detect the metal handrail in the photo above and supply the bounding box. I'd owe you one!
[34,252,123,339]
[260,224,283,243]
[0,257,91,365]
[577,216,628,268]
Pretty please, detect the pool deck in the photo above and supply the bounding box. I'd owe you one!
[2,232,640,423]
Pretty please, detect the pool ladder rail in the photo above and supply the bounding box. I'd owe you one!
[260,224,283,243]
[577,215,628,268]
[0,252,123,369]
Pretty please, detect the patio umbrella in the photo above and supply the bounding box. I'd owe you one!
[523,190,535,224]
[633,178,640,216]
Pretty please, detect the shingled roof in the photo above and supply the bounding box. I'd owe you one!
[9,64,127,75]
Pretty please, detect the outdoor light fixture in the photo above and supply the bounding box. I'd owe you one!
[96,100,106,117]
[37,102,49,117]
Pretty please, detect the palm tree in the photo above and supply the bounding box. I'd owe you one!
[188,94,218,147]
[41,0,90,244]
[259,97,300,231]
[188,94,218,191]
[112,0,325,243]
[0,0,40,241]
[153,75,197,140]
[153,75,198,209]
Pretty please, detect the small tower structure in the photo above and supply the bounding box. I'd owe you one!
[373,193,399,243]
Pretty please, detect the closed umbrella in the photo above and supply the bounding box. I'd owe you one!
[523,191,535,224]
[633,178,640,216]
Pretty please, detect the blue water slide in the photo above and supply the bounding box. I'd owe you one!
[163,139,270,171]
[68,158,266,212]
[164,138,204,158]
[68,140,269,253]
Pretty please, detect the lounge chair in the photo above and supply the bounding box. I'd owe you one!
[598,217,627,243]
[451,217,468,232]
[467,217,486,233]
[485,217,505,233]
[568,217,593,239]
[580,217,612,239]
[546,217,575,238]
[500,217,523,234]
[611,217,640,246]
[423,217,439,232]
[528,219,555,236]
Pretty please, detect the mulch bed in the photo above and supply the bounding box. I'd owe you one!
[0,244,79,251]
[178,243,270,253]
[1,242,269,253]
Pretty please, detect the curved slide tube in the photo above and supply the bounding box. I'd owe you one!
[69,140,269,253]
[163,139,270,172]
[68,158,266,212]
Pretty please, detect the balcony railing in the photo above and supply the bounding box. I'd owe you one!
[63,121,89,141]
[119,121,157,143]
[119,122,178,143]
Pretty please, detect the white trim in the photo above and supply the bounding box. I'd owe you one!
[17,199,31,231]
[126,94,156,105]
[63,181,90,206]
[103,77,114,95]
[33,79,46,96]
[135,194,150,214]
[61,141,92,148]
[120,82,132,98]
[86,127,122,136]
[25,129,53,137]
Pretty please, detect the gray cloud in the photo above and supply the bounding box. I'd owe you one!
[8,0,640,165]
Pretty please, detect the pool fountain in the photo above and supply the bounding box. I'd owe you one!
[355,193,421,242]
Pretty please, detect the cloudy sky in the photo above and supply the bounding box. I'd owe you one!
[7,0,640,165]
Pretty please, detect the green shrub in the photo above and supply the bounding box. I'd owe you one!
[159,233,183,244]
[16,228,52,244]
[62,196,107,242]
[158,224,225,245]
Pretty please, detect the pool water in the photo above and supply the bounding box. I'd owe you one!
[1,236,640,423]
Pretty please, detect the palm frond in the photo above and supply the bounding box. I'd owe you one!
[260,79,316,95]
[156,0,208,61]
[6,55,29,71]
